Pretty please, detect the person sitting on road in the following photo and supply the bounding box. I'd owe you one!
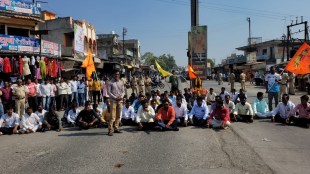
[77,101,99,129]
[66,103,81,127]
[288,95,310,128]
[219,87,230,101]
[150,99,158,112]
[155,99,178,131]
[136,99,156,131]
[168,90,176,105]
[43,107,63,132]
[132,94,145,113]
[207,99,231,129]
[224,95,235,120]
[233,96,254,123]
[253,92,272,119]
[271,94,295,124]
[230,88,239,104]
[20,107,42,134]
[35,105,47,124]
[128,92,137,104]
[150,91,160,105]
[0,106,20,135]
[188,96,209,127]
[206,88,217,105]
[93,103,103,117]
[210,95,221,114]
[183,88,192,103]
[235,89,247,103]
[121,99,135,126]
[172,96,188,127]
[100,99,111,127]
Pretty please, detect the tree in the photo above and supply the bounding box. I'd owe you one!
[207,59,215,68]
[141,52,178,71]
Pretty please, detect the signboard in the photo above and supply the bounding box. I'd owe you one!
[0,0,41,15]
[41,40,60,57]
[0,35,60,56]
[0,34,39,52]
[74,24,84,53]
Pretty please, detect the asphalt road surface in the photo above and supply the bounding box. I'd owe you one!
[0,80,308,174]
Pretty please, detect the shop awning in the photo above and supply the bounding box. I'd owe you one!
[62,57,83,62]
[94,58,101,64]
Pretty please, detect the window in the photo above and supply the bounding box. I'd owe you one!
[64,33,73,47]
[262,49,267,55]
[8,27,29,37]
[0,25,5,34]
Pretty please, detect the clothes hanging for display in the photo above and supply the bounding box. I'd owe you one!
[51,59,58,77]
[3,57,12,73]
[30,56,36,65]
[39,60,46,79]
[0,57,4,72]
[36,66,41,79]
[22,56,31,76]
[19,56,23,75]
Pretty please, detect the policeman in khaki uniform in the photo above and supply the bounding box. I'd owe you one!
[131,76,138,95]
[218,72,223,85]
[288,72,295,95]
[228,71,235,92]
[13,79,29,118]
[144,75,152,95]
[240,71,246,92]
[138,75,145,95]
[279,70,289,100]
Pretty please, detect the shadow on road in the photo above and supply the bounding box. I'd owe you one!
[58,132,107,137]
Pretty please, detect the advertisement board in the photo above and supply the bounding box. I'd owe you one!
[0,0,41,15]
[41,40,60,57]
[74,24,84,53]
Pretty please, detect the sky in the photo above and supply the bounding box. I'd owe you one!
[42,0,310,66]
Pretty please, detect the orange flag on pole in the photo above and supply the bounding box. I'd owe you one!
[188,65,197,79]
[81,48,96,79]
[285,42,310,75]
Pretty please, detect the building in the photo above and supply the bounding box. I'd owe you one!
[0,0,61,81]
[39,11,99,77]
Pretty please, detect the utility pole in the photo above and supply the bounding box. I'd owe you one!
[286,17,309,61]
[247,17,251,47]
[123,27,127,64]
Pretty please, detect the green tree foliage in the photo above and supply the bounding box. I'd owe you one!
[141,52,178,71]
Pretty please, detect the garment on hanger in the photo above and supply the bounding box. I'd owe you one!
[3,57,12,73]
[36,66,41,79]
[30,56,36,65]
[39,60,46,79]
[0,57,4,72]
[22,56,31,76]
[51,59,58,77]
[19,56,23,75]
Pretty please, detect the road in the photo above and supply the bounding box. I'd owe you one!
[0,79,308,174]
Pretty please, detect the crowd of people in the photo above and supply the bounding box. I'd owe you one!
[0,67,309,137]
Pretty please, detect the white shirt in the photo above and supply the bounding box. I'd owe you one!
[35,110,47,123]
[70,80,78,93]
[121,105,135,120]
[220,91,230,101]
[0,113,20,128]
[78,83,85,94]
[40,83,52,97]
[57,82,69,95]
[189,103,209,120]
[206,92,217,102]
[21,113,42,130]
[136,105,155,123]
[67,109,81,123]
[36,83,42,97]
[50,84,57,97]
[230,92,239,102]
[173,103,188,120]
[67,83,72,94]
[224,100,235,113]
[272,101,295,119]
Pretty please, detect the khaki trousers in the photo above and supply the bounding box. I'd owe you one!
[108,101,122,131]
[132,86,138,95]
[139,86,145,95]
[145,86,152,95]
[240,80,246,91]
[230,81,235,92]
[15,98,25,118]
[279,84,288,100]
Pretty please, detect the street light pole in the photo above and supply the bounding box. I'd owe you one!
[123,27,127,65]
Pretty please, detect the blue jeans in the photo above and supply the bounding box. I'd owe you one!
[72,92,79,106]
[0,102,4,116]
[42,96,51,110]
[155,120,177,130]
[173,117,185,125]
[50,97,55,110]
[268,92,279,111]
[78,93,85,107]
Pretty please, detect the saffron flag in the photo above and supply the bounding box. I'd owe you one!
[155,60,172,77]
[188,65,197,79]
[285,42,310,75]
[81,48,96,79]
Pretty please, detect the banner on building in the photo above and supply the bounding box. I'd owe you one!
[41,40,61,57]
[0,34,39,52]
[0,0,41,15]
[74,24,85,53]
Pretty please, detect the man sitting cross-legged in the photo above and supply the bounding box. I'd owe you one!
[271,94,295,124]
[253,92,272,119]
[121,99,135,126]
[136,99,156,131]
[0,106,20,135]
[224,95,235,121]
[288,95,310,128]
[76,101,99,130]
[20,107,42,134]
[172,95,188,127]
[155,99,178,131]
[233,96,254,123]
[207,99,231,129]
[43,107,63,132]
[188,96,209,127]
[66,103,81,127]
